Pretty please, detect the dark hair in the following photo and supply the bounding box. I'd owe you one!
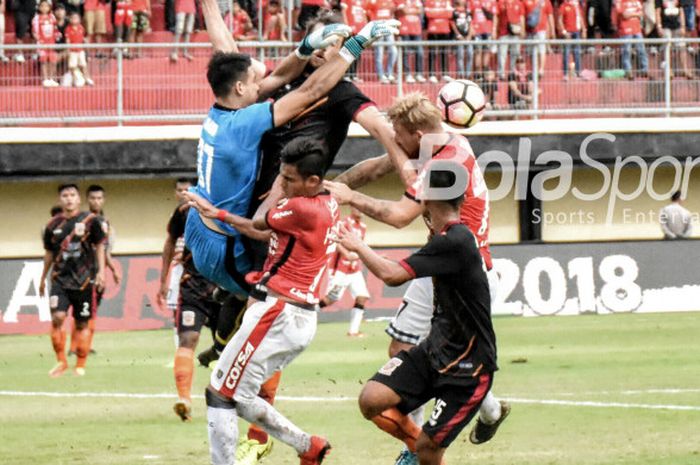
[207,52,253,98]
[55,3,67,10]
[87,184,104,195]
[305,9,343,34]
[175,177,196,186]
[50,205,63,216]
[428,169,464,209]
[280,138,327,179]
[672,190,682,202]
[58,183,79,194]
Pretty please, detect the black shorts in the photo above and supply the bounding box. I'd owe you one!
[175,285,221,335]
[49,283,97,323]
[370,347,493,448]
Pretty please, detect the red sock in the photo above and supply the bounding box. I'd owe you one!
[371,408,421,453]
[50,327,67,364]
[174,347,194,401]
[87,317,96,351]
[247,371,282,443]
[69,321,78,353]
[75,327,90,369]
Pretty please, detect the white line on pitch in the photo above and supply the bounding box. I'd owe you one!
[1,390,699,411]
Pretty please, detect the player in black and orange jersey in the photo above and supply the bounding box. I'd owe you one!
[165,200,248,422]
[68,184,121,357]
[40,184,106,378]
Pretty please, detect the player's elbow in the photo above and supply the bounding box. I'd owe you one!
[384,275,406,287]
[388,215,414,229]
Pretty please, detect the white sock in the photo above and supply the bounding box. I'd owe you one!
[348,307,364,334]
[237,396,311,454]
[478,391,502,425]
[207,406,239,465]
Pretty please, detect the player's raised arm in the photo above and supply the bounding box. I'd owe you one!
[336,223,411,286]
[258,22,353,100]
[202,0,238,52]
[272,19,400,127]
[324,180,422,228]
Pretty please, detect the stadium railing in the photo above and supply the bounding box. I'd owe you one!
[1,37,700,125]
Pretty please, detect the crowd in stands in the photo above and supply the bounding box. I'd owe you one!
[1,0,700,87]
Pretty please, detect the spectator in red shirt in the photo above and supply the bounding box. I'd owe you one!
[264,0,288,41]
[395,0,425,82]
[524,0,553,77]
[226,1,256,40]
[0,0,8,62]
[470,0,499,77]
[615,0,649,78]
[451,0,473,78]
[425,0,453,82]
[65,12,95,86]
[558,0,586,79]
[33,0,59,87]
[369,0,397,82]
[114,0,133,57]
[171,0,196,61]
[343,0,370,81]
[497,0,525,80]
[129,0,151,57]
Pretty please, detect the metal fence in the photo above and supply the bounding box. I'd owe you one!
[2,37,700,125]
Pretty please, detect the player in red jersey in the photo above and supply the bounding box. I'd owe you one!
[324,93,509,464]
[33,0,59,87]
[321,207,371,336]
[187,138,339,465]
[40,184,106,378]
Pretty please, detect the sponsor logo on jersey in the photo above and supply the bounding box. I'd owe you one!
[378,357,403,376]
[74,223,86,237]
[272,210,293,220]
[224,341,255,391]
[290,287,310,302]
[53,229,63,235]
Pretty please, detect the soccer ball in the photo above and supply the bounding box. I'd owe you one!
[436,80,486,129]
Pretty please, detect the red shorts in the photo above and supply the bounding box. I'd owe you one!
[39,49,58,63]
[114,9,134,27]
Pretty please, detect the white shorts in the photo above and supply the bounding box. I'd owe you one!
[210,296,317,402]
[175,12,195,34]
[68,51,87,68]
[166,263,184,311]
[325,270,370,302]
[386,269,499,345]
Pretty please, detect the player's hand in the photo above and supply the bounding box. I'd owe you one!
[184,191,219,219]
[354,19,401,49]
[157,282,168,310]
[39,280,46,297]
[336,223,363,252]
[296,23,353,58]
[95,272,106,293]
[322,180,354,205]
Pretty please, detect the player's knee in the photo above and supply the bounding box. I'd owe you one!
[178,331,200,349]
[358,383,384,419]
[355,297,367,308]
[416,433,441,462]
[75,320,88,330]
[51,312,66,328]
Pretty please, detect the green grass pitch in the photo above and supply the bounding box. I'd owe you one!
[1,312,699,465]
